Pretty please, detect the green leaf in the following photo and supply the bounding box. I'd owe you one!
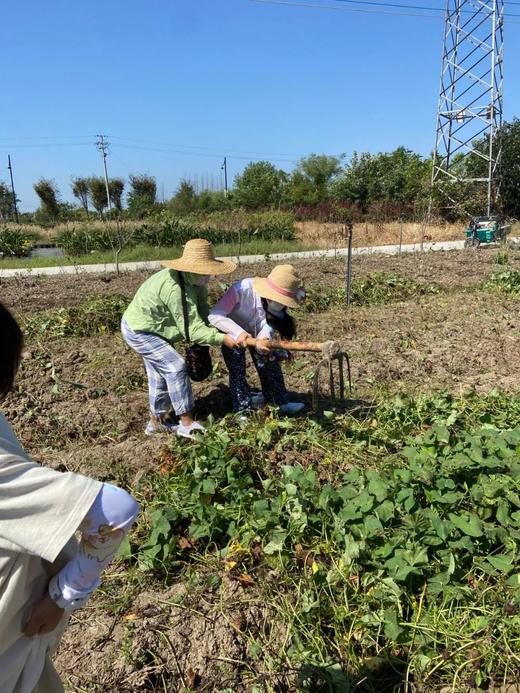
[383,609,403,641]
[263,529,287,555]
[487,554,515,573]
[376,500,395,523]
[202,478,216,494]
[367,473,388,502]
[449,513,484,538]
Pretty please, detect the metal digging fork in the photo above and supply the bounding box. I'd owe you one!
[244,338,352,411]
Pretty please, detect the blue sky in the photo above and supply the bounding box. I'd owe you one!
[1,0,518,211]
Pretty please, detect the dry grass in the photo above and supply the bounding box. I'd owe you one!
[295,220,463,248]
[5,219,518,249]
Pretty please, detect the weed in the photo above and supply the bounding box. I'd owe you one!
[302,272,440,312]
[21,294,129,340]
[483,268,520,296]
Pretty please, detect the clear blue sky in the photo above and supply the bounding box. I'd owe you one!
[1,0,519,211]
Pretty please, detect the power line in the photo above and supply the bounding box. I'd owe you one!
[111,142,300,163]
[0,142,94,149]
[0,136,302,161]
[109,135,301,159]
[251,0,520,20]
[330,0,520,16]
[251,0,443,18]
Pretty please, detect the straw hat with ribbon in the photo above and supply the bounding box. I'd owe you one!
[253,264,303,309]
[161,238,237,275]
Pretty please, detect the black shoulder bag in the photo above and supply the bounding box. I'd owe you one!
[178,272,213,382]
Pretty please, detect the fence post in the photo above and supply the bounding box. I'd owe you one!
[346,222,353,309]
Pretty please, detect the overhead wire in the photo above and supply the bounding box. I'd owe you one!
[109,135,301,159]
[251,0,520,20]
[330,0,520,14]
[0,135,302,162]
[112,142,300,163]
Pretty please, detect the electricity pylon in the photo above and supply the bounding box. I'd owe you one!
[430,0,504,217]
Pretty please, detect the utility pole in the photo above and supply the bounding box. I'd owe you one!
[96,134,112,211]
[7,155,20,224]
[221,156,228,197]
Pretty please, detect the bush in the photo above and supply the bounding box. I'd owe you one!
[0,226,35,257]
[56,211,295,256]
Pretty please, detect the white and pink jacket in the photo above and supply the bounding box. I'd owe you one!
[208,278,276,341]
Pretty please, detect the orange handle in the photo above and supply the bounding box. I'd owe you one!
[244,337,325,353]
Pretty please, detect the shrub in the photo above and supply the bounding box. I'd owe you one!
[0,226,35,257]
[55,211,295,256]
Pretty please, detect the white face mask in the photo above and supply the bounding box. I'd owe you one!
[267,299,285,312]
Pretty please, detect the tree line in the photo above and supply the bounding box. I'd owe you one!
[1,119,519,225]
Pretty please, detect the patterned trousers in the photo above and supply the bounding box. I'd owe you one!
[221,345,289,412]
[121,318,194,416]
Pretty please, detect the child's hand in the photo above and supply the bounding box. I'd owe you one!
[23,593,64,637]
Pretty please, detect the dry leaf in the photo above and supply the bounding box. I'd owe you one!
[238,573,255,586]
[178,536,196,550]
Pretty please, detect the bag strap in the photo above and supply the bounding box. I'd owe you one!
[177,271,191,345]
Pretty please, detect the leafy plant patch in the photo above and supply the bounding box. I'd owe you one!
[21,294,128,340]
[302,272,440,312]
[129,392,520,688]
[483,268,520,296]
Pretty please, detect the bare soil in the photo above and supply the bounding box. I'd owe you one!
[2,246,520,315]
[3,248,520,691]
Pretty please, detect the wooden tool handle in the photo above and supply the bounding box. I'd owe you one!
[244,337,325,352]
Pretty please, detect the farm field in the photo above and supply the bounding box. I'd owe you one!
[2,247,520,692]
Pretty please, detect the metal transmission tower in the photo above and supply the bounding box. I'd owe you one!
[431,0,504,217]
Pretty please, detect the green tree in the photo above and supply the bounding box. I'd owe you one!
[33,178,60,223]
[234,161,286,209]
[466,119,520,218]
[71,177,90,214]
[0,181,16,221]
[169,180,198,216]
[333,148,430,214]
[286,154,342,205]
[88,177,110,215]
[499,119,520,218]
[108,178,125,212]
[127,174,157,217]
[197,189,232,212]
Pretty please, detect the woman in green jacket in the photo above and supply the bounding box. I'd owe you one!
[121,239,237,438]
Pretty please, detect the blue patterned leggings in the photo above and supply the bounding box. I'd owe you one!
[221,346,289,412]
[121,318,194,416]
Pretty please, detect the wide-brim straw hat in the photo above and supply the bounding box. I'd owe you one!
[161,238,236,275]
[253,264,303,309]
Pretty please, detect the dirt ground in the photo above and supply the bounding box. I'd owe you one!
[2,247,520,692]
[2,246,520,315]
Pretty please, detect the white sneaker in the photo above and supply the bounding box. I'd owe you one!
[177,421,206,439]
[145,420,179,436]
[279,402,305,416]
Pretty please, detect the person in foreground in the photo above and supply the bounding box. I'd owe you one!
[0,301,139,693]
[121,238,238,438]
[209,264,306,415]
